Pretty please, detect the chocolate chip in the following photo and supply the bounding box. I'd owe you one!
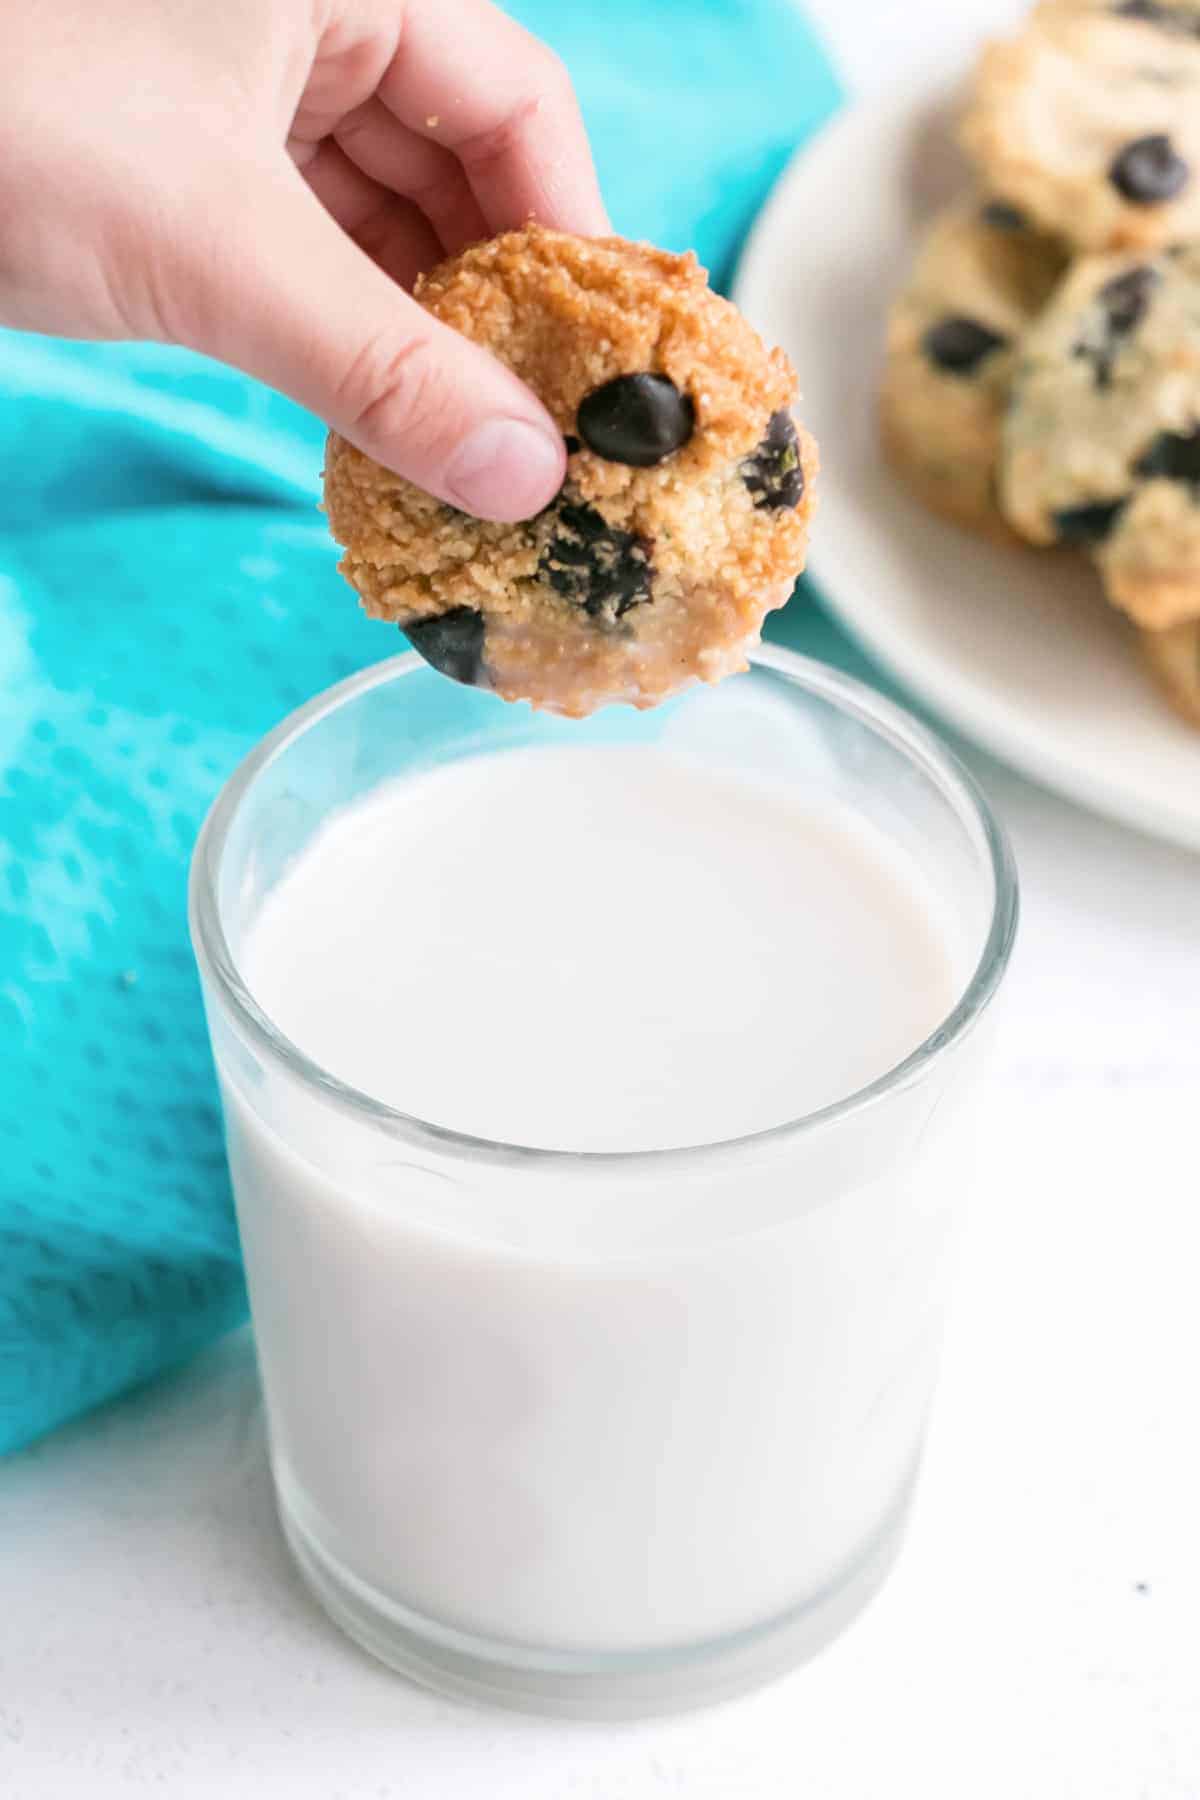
[1134,426,1200,481]
[1114,0,1200,34]
[403,607,487,686]
[1051,499,1129,543]
[576,373,695,468]
[1099,265,1160,335]
[1109,135,1190,204]
[922,316,1009,374]
[741,410,805,511]
[1072,264,1160,386]
[539,500,653,622]
[563,435,582,455]
[981,200,1027,230]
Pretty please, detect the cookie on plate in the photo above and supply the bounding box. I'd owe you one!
[1037,0,1200,34]
[323,226,816,718]
[1001,244,1200,629]
[879,199,1066,540]
[1140,619,1200,724]
[961,11,1200,251]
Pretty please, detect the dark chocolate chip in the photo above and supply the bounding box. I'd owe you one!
[1051,498,1129,543]
[741,410,805,511]
[539,500,653,622]
[1134,426,1200,481]
[1109,134,1190,204]
[563,435,582,455]
[1098,265,1160,335]
[403,607,487,686]
[981,200,1027,231]
[1072,264,1161,386]
[922,316,1009,374]
[1114,0,1200,34]
[576,373,695,467]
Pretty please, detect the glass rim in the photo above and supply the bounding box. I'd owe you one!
[189,644,1018,1174]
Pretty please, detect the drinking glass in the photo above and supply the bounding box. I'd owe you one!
[190,645,1017,1718]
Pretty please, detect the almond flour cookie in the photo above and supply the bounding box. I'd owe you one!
[1140,619,1200,724]
[1001,244,1200,629]
[1038,0,1200,34]
[961,12,1200,252]
[323,227,816,718]
[880,199,1066,540]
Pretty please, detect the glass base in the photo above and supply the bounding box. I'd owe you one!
[278,1478,915,1721]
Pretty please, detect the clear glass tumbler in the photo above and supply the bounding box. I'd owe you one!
[189,645,1017,1719]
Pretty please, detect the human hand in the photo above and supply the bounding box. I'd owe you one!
[0,0,608,519]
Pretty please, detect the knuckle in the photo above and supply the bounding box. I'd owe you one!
[332,106,373,154]
[536,45,574,102]
[456,45,573,178]
[458,101,538,177]
[335,325,445,451]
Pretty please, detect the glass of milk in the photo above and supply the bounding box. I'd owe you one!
[190,645,1016,1718]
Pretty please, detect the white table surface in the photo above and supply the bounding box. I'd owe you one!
[4,4,1199,1796]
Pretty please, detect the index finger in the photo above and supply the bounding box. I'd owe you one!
[378,0,609,236]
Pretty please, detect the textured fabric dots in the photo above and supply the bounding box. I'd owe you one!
[0,344,388,1455]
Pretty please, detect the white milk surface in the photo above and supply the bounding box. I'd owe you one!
[226,744,978,1657]
[244,745,957,1152]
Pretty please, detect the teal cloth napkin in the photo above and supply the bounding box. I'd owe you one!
[0,0,840,1455]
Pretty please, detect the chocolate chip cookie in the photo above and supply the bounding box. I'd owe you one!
[1001,244,1200,628]
[880,199,1066,539]
[961,11,1200,251]
[323,226,816,717]
[1039,0,1200,35]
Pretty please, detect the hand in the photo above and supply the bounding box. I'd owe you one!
[0,0,608,519]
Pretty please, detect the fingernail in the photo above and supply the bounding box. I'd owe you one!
[445,419,565,521]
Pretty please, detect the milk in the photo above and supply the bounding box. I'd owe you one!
[243,746,958,1151]
[218,742,978,1665]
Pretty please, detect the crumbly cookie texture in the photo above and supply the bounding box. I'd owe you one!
[880,199,1067,541]
[961,12,1200,251]
[323,226,816,717]
[1140,618,1200,724]
[1001,243,1200,628]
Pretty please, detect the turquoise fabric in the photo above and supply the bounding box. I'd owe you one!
[0,1,840,1454]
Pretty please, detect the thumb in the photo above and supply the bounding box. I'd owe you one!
[184,169,566,522]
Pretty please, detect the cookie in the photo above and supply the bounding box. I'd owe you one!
[880,199,1066,539]
[961,12,1200,251]
[323,227,816,718]
[1140,619,1200,724]
[1038,0,1200,34]
[1001,244,1200,628]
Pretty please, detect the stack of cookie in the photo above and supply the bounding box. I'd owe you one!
[880,0,1200,728]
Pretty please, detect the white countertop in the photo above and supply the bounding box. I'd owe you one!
[3,4,1199,1795]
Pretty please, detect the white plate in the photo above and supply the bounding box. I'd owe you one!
[734,79,1200,852]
